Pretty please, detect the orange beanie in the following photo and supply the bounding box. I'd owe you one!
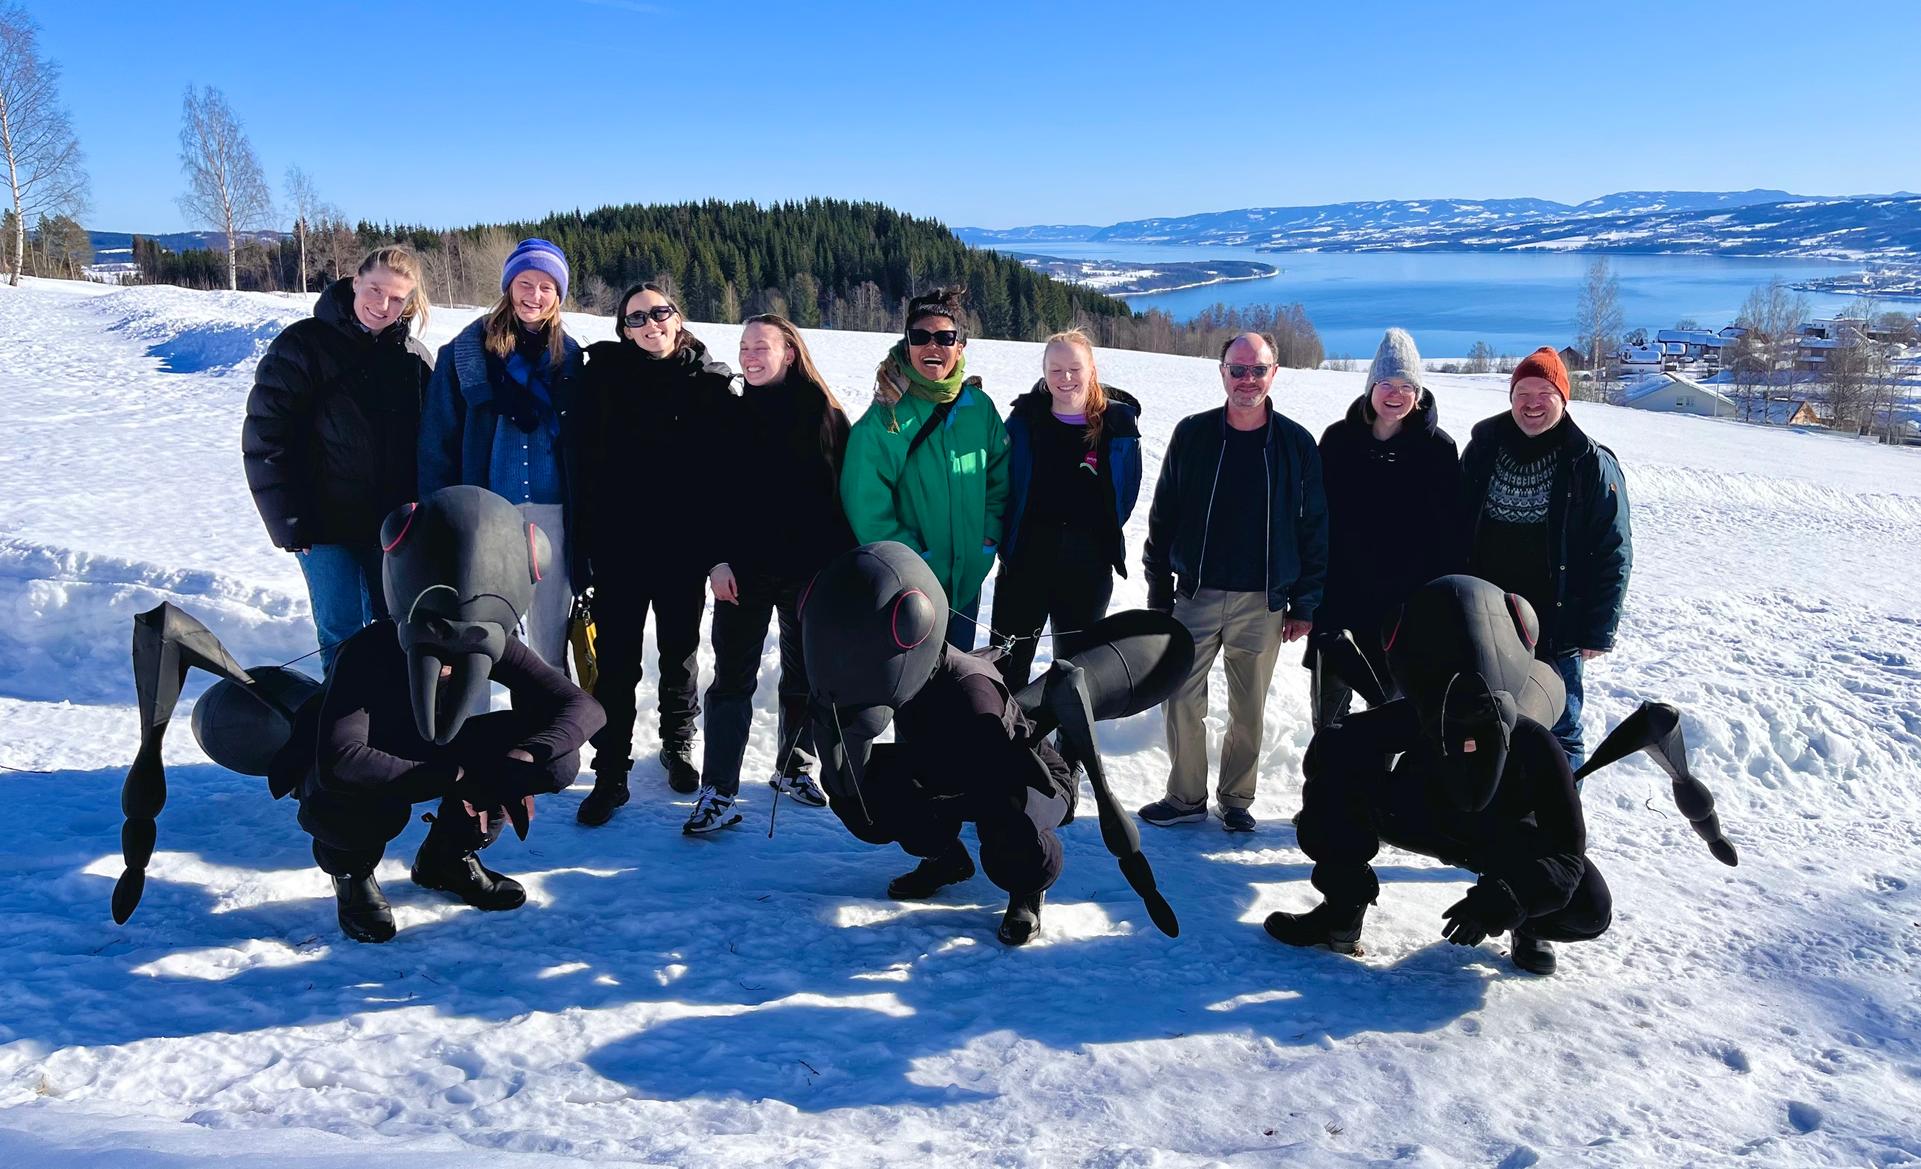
[1510,347,1571,401]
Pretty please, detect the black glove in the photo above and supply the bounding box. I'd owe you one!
[1440,878,1525,947]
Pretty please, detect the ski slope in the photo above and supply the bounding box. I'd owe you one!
[1,277,1918,1168]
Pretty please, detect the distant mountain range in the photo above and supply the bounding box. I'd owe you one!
[957,191,1921,260]
[87,229,285,259]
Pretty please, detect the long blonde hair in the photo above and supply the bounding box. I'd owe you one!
[356,245,431,333]
[485,274,567,363]
[1044,328,1108,448]
[747,312,847,467]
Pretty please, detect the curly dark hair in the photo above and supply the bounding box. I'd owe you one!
[904,286,969,341]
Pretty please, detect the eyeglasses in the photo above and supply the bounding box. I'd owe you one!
[623,306,677,326]
[1223,363,1272,379]
[907,328,961,347]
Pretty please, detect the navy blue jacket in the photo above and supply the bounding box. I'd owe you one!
[1460,412,1632,653]
[419,317,588,583]
[1142,403,1329,620]
[1000,384,1144,576]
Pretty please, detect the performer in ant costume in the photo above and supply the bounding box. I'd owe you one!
[802,541,1189,945]
[112,486,604,943]
[1265,574,1736,975]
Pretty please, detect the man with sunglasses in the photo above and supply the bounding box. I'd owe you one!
[1139,333,1328,832]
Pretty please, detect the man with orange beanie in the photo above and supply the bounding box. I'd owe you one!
[1459,347,1631,768]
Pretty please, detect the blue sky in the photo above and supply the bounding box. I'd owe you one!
[26,0,1921,233]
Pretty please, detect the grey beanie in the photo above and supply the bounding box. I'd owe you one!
[1364,327,1425,394]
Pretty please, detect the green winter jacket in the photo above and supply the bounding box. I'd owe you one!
[840,374,1010,614]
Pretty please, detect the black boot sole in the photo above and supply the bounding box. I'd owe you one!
[338,910,397,943]
[887,857,976,900]
[576,785,629,827]
[411,864,527,911]
[1262,912,1363,956]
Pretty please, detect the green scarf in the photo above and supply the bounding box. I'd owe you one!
[890,340,967,404]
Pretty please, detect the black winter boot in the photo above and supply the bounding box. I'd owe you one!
[1510,931,1557,976]
[997,891,1044,946]
[1263,902,1367,955]
[660,743,700,794]
[577,768,630,827]
[331,873,396,943]
[886,840,976,900]
[411,816,525,910]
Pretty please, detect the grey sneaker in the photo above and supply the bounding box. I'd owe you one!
[1138,797,1207,827]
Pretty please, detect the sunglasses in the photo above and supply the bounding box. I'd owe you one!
[1223,363,1272,379]
[907,328,961,347]
[623,305,677,326]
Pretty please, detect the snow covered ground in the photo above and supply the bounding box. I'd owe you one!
[2,277,1919,1168]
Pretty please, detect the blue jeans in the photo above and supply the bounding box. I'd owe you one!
[1547,650,1586,772]
[297,544,388,675]
[946,597,982,651]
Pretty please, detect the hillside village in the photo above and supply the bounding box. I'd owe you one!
[1599,313,1921,441]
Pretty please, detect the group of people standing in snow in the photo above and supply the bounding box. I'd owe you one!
[240,236,1633,965]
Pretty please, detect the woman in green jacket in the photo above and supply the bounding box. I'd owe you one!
[840,287,1010,649]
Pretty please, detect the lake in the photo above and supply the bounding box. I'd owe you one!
[1019,242,1862,359]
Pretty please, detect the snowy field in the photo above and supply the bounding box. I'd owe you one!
[2,277,1919,1168]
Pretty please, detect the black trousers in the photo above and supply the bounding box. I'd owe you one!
[831,741,1075,898]
[989,524,1115,692]
[1307,625,1393,731]
[299,710,581,877]
[702,569,813,796]
[1296,723,1612,943]
[589,564,705,770]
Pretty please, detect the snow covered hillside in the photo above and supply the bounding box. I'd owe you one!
[2,278,1919,1168]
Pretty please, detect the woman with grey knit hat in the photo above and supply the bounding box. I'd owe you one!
[1308,327,1461,728]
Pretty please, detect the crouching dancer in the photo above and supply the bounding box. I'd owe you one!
[802,542,1075,945]
[1265,575,1610,975]
[293,486,605,942]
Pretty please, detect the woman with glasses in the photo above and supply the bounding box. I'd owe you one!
[698,314,856,831]
[840,286,1010,650]
[990,329,1143,691]
[1309,327,1460,729]
[575,282,737,830]
[419,238,584,671]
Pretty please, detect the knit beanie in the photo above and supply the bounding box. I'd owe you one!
[501,238,570,302]
[1510,346,1571,402]
[1364,327,1425,394]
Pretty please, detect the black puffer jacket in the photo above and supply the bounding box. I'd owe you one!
[1316,389,1461,635]
[577,336,738,577]
[714,374,855,579]
[243,278,433,548]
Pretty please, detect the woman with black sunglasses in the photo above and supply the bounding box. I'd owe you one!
[840,286,1010,650]
[574,282,737,829]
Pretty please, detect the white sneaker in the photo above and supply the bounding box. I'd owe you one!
[770,771,829,808]
[682,786,742,835]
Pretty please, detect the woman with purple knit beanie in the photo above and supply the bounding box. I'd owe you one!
[419,238,587,670]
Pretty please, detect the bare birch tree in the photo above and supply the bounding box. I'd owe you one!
[284,164,320,294]
[1573,258,1623,403]
[0,2,89,286]
[177,85,272,291]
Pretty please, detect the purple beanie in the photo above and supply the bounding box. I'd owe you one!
[501,238,569,301]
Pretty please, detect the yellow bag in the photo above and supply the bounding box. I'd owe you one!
[567,594,599,695]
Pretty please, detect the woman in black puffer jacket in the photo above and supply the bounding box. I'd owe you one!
[1311,327,1461,728]
[243,246,433,674]
[575,282,737,825]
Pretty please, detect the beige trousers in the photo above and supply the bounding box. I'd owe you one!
[1163,587,1286,810]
